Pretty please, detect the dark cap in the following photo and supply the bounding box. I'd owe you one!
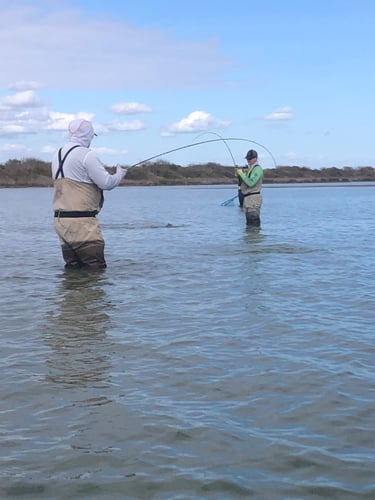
[245,149,257,160]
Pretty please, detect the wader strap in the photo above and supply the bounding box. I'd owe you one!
[243,191,260,197]
[54,210,98,218]
[55,145,81,180]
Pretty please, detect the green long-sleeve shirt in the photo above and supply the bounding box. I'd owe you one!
[238,165,263,188]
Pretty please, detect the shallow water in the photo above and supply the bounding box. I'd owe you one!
[0,184,374,499]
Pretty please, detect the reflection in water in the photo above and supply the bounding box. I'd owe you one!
[245,225,262,240]
[44,270,113,387]
[244,226,265,251]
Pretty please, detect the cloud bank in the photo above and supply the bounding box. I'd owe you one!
[0,2,232,90]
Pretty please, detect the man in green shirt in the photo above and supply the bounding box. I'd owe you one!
[236,149,263,226]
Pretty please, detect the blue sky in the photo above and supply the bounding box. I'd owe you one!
[0,0,374,169]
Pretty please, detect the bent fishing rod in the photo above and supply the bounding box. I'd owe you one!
[126,137,277,169]
[192,132,237,168]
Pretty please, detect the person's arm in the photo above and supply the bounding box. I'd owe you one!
[236,167,244,183]
[84,151,127,190]
[237,165,263,188]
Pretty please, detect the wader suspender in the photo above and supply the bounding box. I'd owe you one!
[242,165,260,197]
[245,165,255,178]
[54,145,81,180]
[53,144,103,218]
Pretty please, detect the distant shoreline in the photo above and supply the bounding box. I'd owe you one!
[2,182,375,190]
[1,159,374,187]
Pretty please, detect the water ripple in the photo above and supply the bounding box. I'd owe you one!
[1,186,374,498]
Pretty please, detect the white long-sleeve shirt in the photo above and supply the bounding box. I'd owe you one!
[52,142,125,190]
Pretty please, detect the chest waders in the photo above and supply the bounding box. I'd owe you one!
[53,146,106,269]
[54,146,103,217]
[239,166,262,226]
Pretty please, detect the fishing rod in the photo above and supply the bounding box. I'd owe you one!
[125,137,277,207]
[192,133,239,207]
[192,132,237,168]
[128,137,277,169]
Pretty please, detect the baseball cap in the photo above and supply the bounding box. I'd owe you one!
[245,149,257,160]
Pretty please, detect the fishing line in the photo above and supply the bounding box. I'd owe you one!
[191,133,239,207]
[192,132,237,168]
[127,137,277,208]
[129,137,277,169]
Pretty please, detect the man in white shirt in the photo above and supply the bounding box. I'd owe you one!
[51,119,127,269]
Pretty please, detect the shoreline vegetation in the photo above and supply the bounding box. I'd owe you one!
[1,157,375,187]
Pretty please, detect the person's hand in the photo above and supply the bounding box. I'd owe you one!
[105,166,117,174]
[236,168,243,176]
[117,165,128,179]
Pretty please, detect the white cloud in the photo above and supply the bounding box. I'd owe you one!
[93,147,128,157]
[0,98,97,137]
[46,111,95,131]
[285,151,298,160]
[0,3,231,90]
[0,108,50,135]
[110,102,152,115]
[165,110,230,134]
[40,145,56,154]
[0,142,29,153]
[1,90,42,108]
[8,80,43,91]
[0,89,149,140]
[107,120,145,132]
[0,124,29,134]
[264,106,293,121]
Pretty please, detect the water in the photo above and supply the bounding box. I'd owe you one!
[0,184,374,499]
